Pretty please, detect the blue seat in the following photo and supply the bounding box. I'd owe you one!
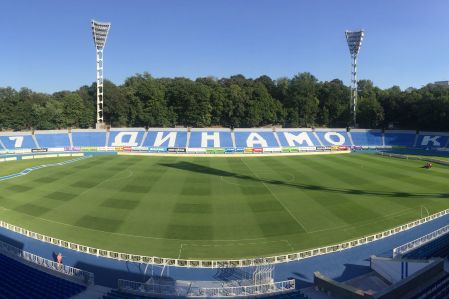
[315,130,352,146]
[35,133,70,148]
[350,130,382,146]
[276,130,320,147]
[404,233,449,259]
[384,131,416,147]
[0,134,37,149]
[415,134,449,148]
[142,131,187,148]
[0,253,86,298]
[72,131,106,147]
[234,131,279,148]
[188,131,233,148]
[108,130,145,147]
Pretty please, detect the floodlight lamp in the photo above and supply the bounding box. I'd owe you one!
[91,20,111,50]
[345,30,364,56]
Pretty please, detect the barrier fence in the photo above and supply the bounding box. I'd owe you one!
[0,238,94,285]
[190,280,296,297]
[393,223,449,258]
[117,278,296,298]
[1,208,449,269]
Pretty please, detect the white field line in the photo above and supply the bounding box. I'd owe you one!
[0,206,299,242]
[240,158,309,233]
[177,244,183,259]
[307,208,414,234]
[0,156,91,182]
[180,240,293,248]
[179,239,294,256]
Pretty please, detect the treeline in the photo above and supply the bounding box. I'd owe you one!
[1,72,449,131]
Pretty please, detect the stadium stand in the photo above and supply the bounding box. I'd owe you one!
[350,129,383,147]
[34,130,71,148]
[108,128,145,147]
[0,132,37,149]
[142,128,188,148]
[403,232,449,260]
[383,130,416,147]
[312,257,449,299]
[188,128,234,148]
[275,129,320,147]
[2,128,449,151]
[102,277,300,299]
[103,289,307,298]
[72,129,107,147]
[314,129,352,146]
[415,131,449,148]
[0,253,86,298]
[234,129,280,148]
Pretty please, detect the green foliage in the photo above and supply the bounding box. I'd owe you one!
[1,73,449,130]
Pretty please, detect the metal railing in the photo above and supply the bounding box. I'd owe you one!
[190,280,295,297]
[117,278,296,298]
[0,239,94,285]
[118,279,190,297]
[393,223,449,258]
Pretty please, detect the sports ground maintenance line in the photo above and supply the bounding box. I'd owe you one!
[240,157,309,233]
[0,156,91,182]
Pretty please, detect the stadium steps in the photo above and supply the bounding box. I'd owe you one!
[186,130,191,148]
[273,131,282,148]
[312,131,323,146]
[347,131,355,146]
[231,131,236,148]
[140,131,148,147]
[105,131,110,147]
[413,133,419,147]
[69,131,74,147]
[32,133,40,148]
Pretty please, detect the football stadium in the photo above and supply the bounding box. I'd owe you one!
[3,1,449,299]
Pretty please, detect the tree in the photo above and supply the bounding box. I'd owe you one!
[285,73,319,127]
[165,78,212,127]
[63,93,89,128]
[357,97,384,128]
[103,80,128,127]
[317,79,350,127]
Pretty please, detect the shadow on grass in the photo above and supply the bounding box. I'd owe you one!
[159,161,449,199]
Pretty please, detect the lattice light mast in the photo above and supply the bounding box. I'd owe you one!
[345,30,364,127]
[91,20,111,128]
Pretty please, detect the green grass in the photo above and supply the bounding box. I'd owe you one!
[0,157,73,176]
[1,153,449,259]
[408,155,449,163]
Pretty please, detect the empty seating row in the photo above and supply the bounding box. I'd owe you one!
[403,233,449,259]
[0,253,86,299]
[0,129,448,149]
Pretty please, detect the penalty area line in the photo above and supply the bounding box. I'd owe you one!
[240,158,309,233]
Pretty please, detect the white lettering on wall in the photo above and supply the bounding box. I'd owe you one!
[323,132,345,146]
[111,132,139,146]
[201,132,220,148]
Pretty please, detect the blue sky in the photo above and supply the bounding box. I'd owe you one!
[1,0,448,93]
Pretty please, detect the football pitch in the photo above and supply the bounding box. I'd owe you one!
[1,153,449,260]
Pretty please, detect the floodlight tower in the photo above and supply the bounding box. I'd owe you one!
[345,30,364,127]
[91,20,111,128]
